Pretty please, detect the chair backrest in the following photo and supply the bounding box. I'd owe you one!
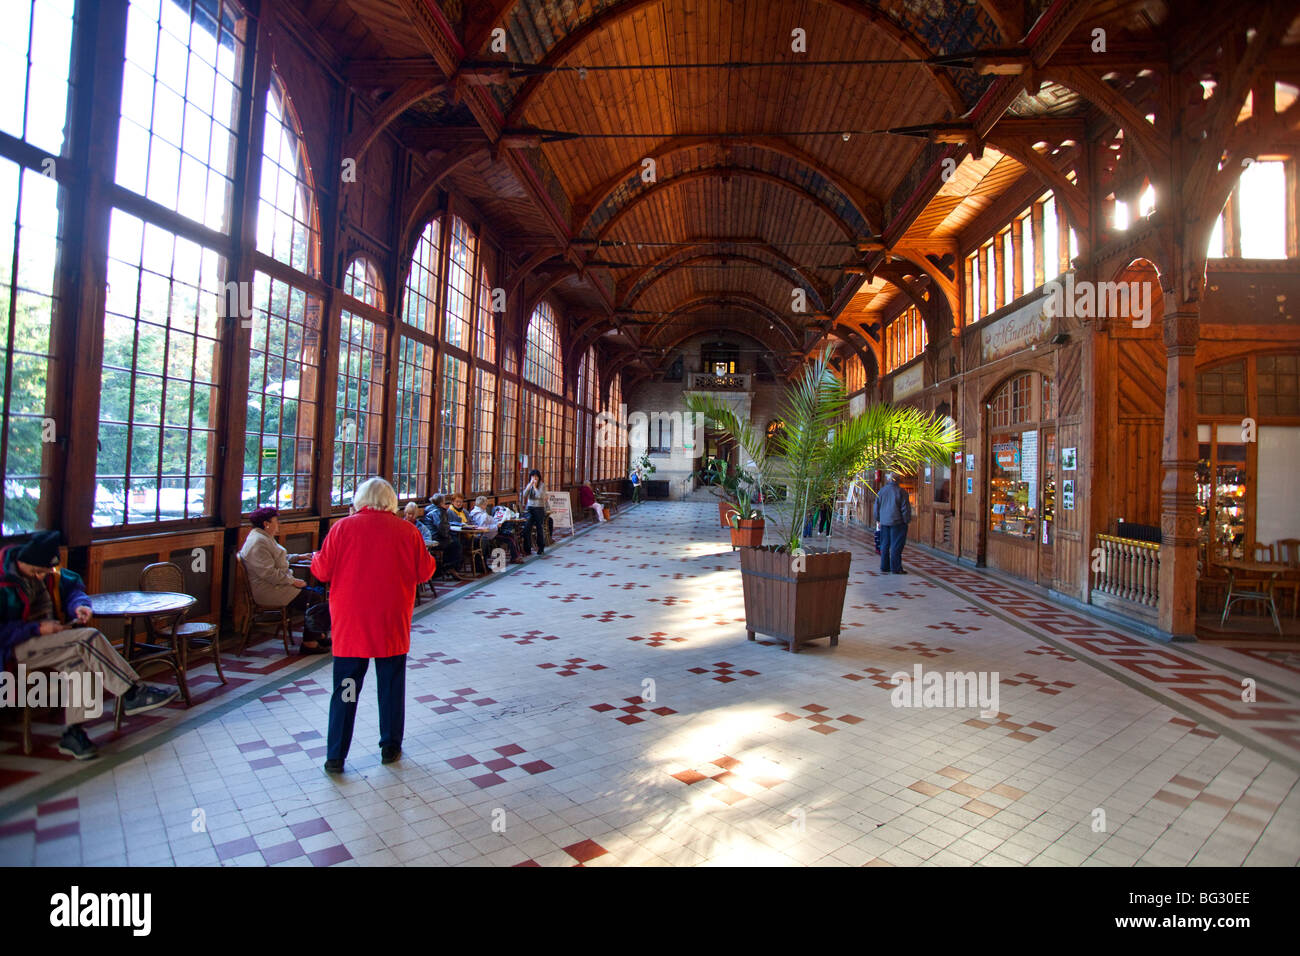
[234,553,258,607]
[1275,538,1300,567]
[139,561,188,631]
[1252,542,1276,563]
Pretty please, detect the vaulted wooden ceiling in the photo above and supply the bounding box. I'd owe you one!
[300,0,1226,384]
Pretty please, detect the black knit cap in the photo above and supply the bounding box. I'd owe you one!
[15,530,61,568]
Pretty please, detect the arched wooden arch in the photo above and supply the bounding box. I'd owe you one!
[642,293,803,348]
[614,238,832,308]
[622,252,827,313]
[574,135,883,236]
[497,0,967,129]
[593,167,862,244]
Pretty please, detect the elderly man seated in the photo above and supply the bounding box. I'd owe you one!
[423,494,467,580]
[468,496,522,565]
[0,531,179,760]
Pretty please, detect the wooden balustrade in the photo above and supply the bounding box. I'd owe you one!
[1092,534,1161,608]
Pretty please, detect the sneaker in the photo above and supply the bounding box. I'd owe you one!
[122,684,180,717]
[381,745,401,765]
[57,725,98,761]
[323,759,344,774]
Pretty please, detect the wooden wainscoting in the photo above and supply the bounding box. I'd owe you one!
[87,529,225,626]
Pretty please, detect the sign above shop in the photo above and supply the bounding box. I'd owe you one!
[982,291,1054,363]
[892,362,924,401]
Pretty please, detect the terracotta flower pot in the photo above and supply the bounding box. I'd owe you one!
[738,545,852,652]
[719,500,738,528]
[729,517,765,549]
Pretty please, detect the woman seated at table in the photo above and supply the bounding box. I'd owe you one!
[469,496,522,564]
[578,483,606,522]
[238,506,329,655]
[448,494,471,526]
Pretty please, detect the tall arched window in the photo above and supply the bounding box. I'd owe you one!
[1,0,77,532]
[333,257,386,506]
[95,0,245,526]
[471,262,496,491]
[438,216,476,492]
[242,74,321,513]
[393,219,440,497]
[577,347,598,483]
[522,302,562,483]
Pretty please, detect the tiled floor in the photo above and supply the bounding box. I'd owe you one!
[1,500,1298,867]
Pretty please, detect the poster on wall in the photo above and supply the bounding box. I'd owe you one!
[966,476,974,495]
[1062,447,1077,471]
[924,465,932,484]
[965,453,975,471]
[1062,479,1075,510]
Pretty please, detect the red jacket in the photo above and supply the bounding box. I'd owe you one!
[310,509,435,659]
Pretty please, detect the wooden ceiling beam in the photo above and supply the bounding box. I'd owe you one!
[641,292,804,347]
[344,78,446,166]
[345,57,445,87]
[399,126,494,152]
[399,143,490,249]
[614,237,837,307]
[503,0,968,129]
[571,135,884,236]
[621,252,830,313]
[594,167,862,244]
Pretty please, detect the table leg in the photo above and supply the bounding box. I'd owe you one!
[1220,571,1235,626]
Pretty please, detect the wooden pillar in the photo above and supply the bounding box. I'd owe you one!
[1157,298,1200,640]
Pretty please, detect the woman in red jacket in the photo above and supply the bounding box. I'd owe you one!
[312,477,435,773]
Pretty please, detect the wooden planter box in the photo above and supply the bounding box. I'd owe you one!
[738,546,852,652]
[729,518,765,549]
[718,500,737,528]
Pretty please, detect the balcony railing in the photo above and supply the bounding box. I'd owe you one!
[687,372,750,391]
[1093,534,1161,609]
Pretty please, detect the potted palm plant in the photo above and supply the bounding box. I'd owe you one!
[726,478,765,549]
[685,348,960,652]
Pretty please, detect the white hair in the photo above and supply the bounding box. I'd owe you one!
[353,477,399,514]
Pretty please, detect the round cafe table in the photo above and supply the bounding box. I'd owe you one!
[89,590,196,706]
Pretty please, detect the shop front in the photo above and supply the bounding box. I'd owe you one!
[985,372,1058,586]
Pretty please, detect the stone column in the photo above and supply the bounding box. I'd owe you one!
[1157,299,1200,641]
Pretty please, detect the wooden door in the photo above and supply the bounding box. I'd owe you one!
[1038,429,1056,585]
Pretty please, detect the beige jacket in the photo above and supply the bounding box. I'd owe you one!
[238,528,304,607]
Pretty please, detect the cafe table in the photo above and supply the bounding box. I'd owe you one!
[1218,560,1295,635]
[89,590,195,707]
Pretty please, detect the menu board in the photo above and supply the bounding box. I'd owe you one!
[546,491,573,531]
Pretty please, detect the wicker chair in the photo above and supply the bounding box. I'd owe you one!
[139,561,225,686]
[234,553,293,656]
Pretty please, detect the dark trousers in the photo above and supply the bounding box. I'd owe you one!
[436,537,462,574]
[525,506,547,554]
[288,586,326,639]
[326,654,406,761]
[879,522,908,572]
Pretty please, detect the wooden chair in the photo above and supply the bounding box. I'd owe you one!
[416,545,439,605]
[234,554,293,656]
[1273,538,1300,617]
[139,562,225,686]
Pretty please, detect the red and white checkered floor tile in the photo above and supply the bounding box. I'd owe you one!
[1,501,1298,867]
